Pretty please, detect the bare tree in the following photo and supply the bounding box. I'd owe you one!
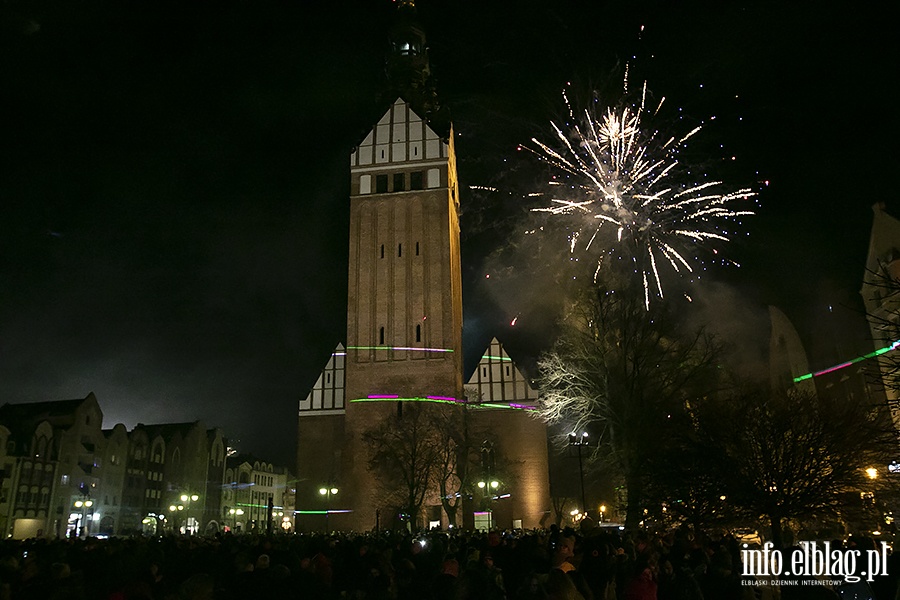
[363,403,441,529]
[643,418,742,533]
[551,495,574,528]
[862,267,900,426]
[694,385,897,548]
[429,406,479,528]
[538,280,722,530]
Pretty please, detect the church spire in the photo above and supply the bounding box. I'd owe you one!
[384,0,443,123]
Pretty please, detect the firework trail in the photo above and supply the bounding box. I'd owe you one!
[522,81,755,309]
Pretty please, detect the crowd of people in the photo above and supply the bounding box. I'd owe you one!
[0,521,897,600]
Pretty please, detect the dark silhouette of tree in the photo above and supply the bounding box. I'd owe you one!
[537,278,722,530]
[362,403,440,529]
[643,419,742,532]
[363,403,488,529]
[429,405,479,528]
[694,385,896,548]
[862,267,900,424]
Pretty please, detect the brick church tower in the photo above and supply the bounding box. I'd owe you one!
[297,1,549,532]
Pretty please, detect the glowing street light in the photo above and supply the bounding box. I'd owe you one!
[476,441,501,530]
[74,498,94,538]
[319,486,338,532]
[228,507,244,532]
[174,493,201,534]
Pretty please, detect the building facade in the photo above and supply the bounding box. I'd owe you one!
[862,202,900,430]
[0,393,287,539]
[223,455,294,534]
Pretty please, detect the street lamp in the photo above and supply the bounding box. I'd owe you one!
[476,480,500,529]
[569,432,590,517]
[319,486,338,532]
[168,503,185,533]
[228,507,244,532]
[599,504,606,523]
[74,498,94,538]
[477,441,500,530]
[180,493,200,534]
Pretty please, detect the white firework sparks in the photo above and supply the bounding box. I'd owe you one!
[525,82,755,308]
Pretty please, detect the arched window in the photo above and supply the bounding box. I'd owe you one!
[34,436,47,458]
[151,442,164,464]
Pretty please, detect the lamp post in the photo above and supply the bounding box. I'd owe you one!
[568,432,589,517]
[229,507,244,532]
[169,493,200,534]
[599,504,606,523]
[319,486,338,533]
[168,503,184,533]
[74,498,93,538]
[477,479,500,530]
[180,493,200,534]
[478,441,499,530]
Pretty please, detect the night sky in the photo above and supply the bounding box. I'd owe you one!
[1,1,895,466]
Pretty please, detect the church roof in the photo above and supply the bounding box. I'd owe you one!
[131,421,203,441]
[466,337,540,406]
[0,392,98,431]
[351,98,451,171]
[299,343,345,414]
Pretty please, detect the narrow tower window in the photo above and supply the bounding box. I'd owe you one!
[415,324,421,342]
[398,243,402,257]
[393,173,405,192]
[379,327,385,345]
[380,244,385,259]
[415,242,420,256]
[410,171,423,190]
[376,174,388,193]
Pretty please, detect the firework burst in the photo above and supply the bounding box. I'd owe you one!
[523,81,755,308]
